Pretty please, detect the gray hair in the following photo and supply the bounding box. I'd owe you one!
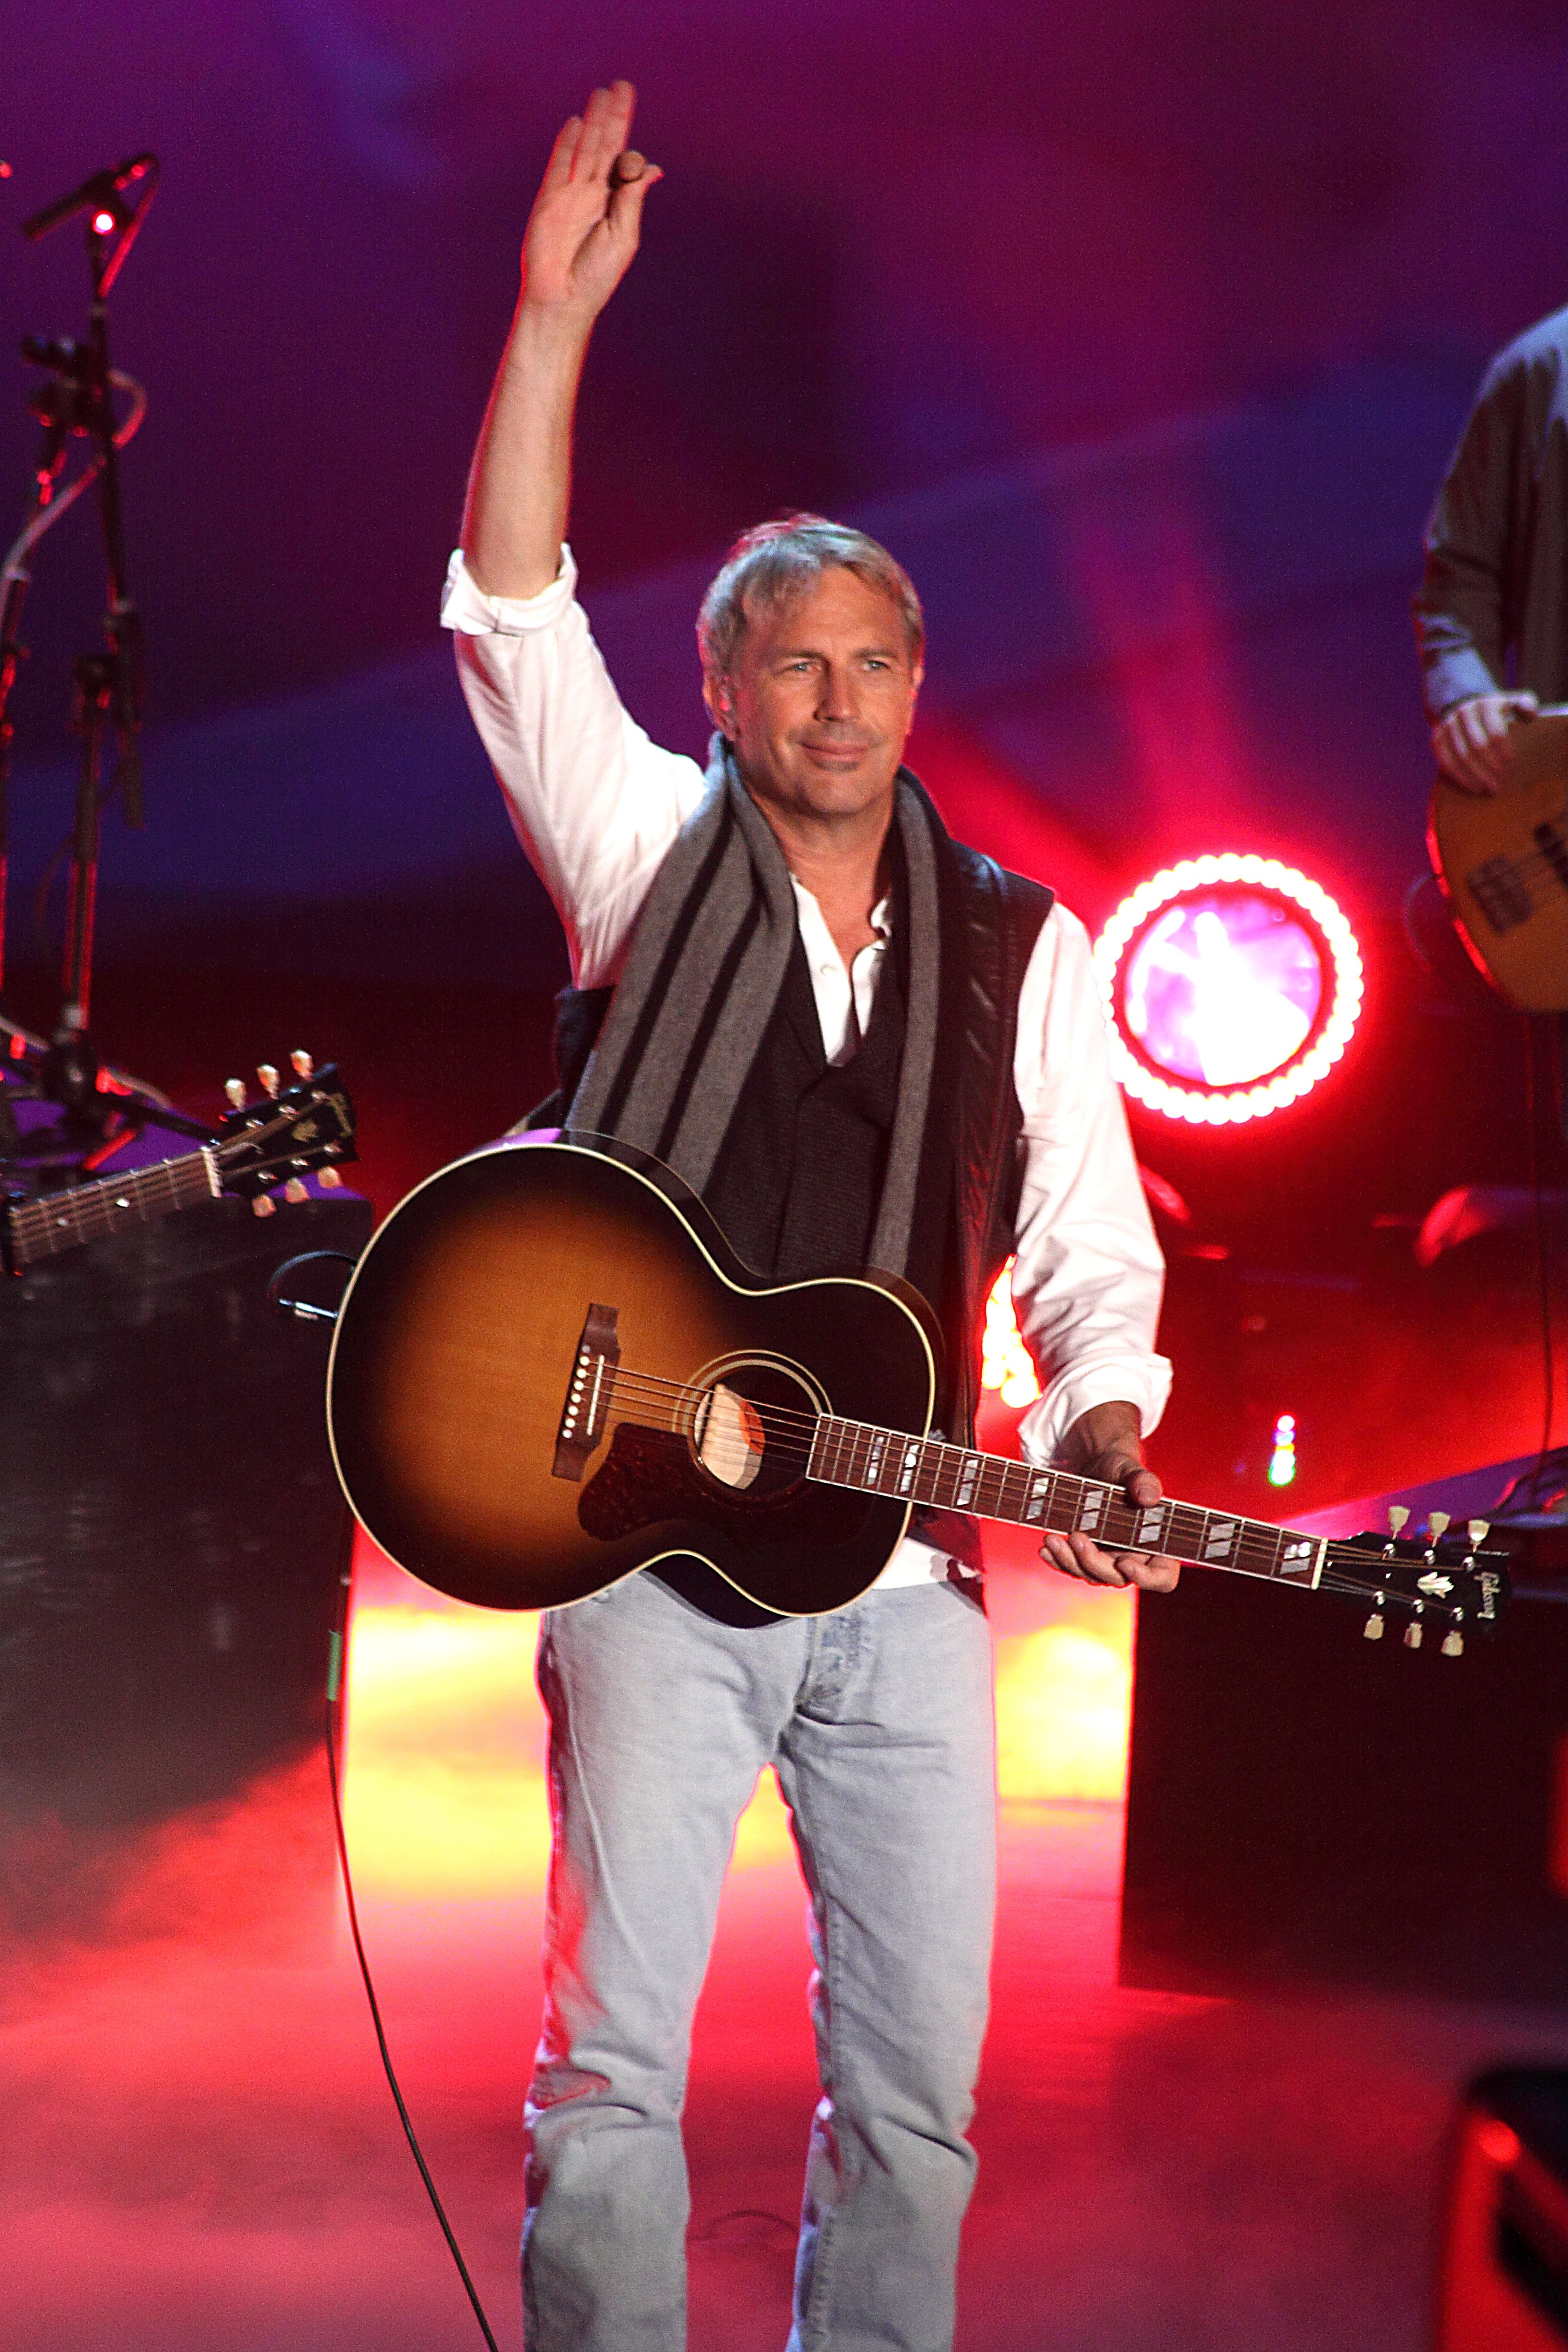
[696,513,925,683]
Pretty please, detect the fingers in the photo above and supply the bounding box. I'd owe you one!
[573,81,637,183]
[1039,1530,1182,1591]
[606,153,663,239]
[540,114,584,195]
[1433,693,1533,793]
[1119,1462,1162,1509]
[1038,1529,1136,1586]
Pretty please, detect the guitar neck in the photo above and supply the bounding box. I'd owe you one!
[807,1417,1326,1589]
[6,1148,220,1268]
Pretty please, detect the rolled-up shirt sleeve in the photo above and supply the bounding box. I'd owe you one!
[441,546,705,987]
[1010,906,1171,1463]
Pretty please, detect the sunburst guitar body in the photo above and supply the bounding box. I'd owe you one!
[326,1137,935,1615]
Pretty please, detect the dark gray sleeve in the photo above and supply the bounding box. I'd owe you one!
[1412,355,1522,723]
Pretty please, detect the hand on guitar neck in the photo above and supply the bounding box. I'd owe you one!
[1039,1400,1182,1592]
[1431,691,1542,794]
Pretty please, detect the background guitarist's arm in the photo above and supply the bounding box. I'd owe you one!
[1415,323,1561,794]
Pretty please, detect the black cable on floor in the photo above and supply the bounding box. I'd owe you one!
[324,1567,502,2352]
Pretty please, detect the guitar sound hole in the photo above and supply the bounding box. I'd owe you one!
[689,1362,818,1498]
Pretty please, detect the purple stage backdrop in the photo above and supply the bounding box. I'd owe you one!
[2,0,1565,985]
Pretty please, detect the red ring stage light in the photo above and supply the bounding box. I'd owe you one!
[1094,856,1363,1125]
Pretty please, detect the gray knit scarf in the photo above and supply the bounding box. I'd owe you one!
[567,735,942,1276]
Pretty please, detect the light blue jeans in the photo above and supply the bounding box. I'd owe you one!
[523,1569,997,2352]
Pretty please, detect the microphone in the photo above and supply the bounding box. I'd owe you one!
[22,154,157,244]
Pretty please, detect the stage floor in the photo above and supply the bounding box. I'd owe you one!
[2,1529,1562,2352]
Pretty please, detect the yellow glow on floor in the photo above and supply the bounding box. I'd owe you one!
[341,1604,551,1897]
[341,1581,1134,1897]
[994,1623,1132,1804]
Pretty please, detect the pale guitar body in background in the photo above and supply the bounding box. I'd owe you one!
[1428,706,1568,1012]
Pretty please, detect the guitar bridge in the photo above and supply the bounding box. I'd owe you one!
[552,1303,620,1482]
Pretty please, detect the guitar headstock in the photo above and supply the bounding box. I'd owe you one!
[1327,1509,1511,1656]
[215,1052,357,1209]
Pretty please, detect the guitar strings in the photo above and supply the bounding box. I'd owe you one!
[587,1364,1456,1600]
[592,1365,1418,1542]
[1470,824,1568,901]
[596,1375,1451,1604]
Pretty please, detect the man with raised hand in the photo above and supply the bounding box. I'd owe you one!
[444,81,1176,2352]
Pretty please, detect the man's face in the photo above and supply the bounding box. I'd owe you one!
[704,566,923,833]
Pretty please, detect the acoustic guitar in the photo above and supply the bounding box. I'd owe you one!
[325,1136,1507,1648]
[1427,708,1568,1010]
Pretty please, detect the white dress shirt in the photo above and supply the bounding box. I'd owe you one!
[443,547,1171,1585]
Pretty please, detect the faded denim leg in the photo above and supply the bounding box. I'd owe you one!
[523,1573,813,2352]
[776,1582,997,2352]
[522,1571,996,2352]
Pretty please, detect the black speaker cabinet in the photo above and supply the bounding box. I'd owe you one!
[1120,1569,1568,2001]
[0,1194,369,1937]
[1435,2069,1568,2351]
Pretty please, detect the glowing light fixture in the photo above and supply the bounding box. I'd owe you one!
[981,1259,1041,1405]
[1267,1413,1298,1488]
[1094,856,1362,1124]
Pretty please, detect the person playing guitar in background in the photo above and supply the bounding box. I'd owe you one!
[443,82,1178,2352]
[1416,304,1568,795]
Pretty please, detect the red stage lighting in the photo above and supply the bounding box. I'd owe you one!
[1094,856,1363,1124]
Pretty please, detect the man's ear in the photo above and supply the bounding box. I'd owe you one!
[702,670,735,738]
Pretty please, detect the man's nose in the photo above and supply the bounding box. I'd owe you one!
[815,664,857,720]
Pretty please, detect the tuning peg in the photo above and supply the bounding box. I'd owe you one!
[290,1049,315,1078]
[257,1063,280,1099]
[224,1078,246,1109]
[1467,1520,1490,1547]
[317,1167,343,1189]
[1387,1506,1410,1536]
[1363,1610,1385,1641]
[1428,1511,1451,1545]
[1404,1620,1423,1649]
[283,1178,308,1203]
[1442,1630,1464,1658]
[250,1194,277,1218]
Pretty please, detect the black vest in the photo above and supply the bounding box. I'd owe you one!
[535,841,1051,1454]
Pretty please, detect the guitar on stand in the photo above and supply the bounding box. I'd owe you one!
[325,1136,1510,1649]
[3,1053,356,1273]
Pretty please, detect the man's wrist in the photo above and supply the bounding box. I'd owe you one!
[507,299,597,367]
[1061,1400,1144,1469]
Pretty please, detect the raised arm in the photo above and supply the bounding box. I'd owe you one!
[462,82,661,600]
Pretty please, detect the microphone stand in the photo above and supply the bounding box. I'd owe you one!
[2,155,159,1146]
[0,332,72,1004]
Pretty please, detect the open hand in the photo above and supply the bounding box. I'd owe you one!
[521,81,661,324]
[1432,691,1538,794]
[1038,1401,1181,1592]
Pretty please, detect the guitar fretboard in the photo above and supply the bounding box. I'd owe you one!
[806,1416,1325,1587]
[6,1148,220,1267]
